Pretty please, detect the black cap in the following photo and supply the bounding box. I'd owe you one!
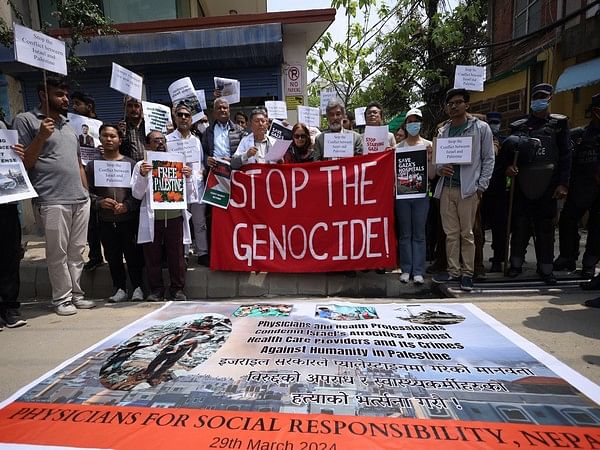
[592,93,600,108]
[532,83,553,97]
[486,112,501,123]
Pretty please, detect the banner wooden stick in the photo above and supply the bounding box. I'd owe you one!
[504,150,519,276]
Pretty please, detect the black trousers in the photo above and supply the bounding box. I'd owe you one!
[87,207,104,262]
[557,195,600,268]
[0,204,21,311]
[99,219,143,291]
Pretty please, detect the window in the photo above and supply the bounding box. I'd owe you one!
[497,405,533,423]
[513,0,542,38]
[561,408,599,426]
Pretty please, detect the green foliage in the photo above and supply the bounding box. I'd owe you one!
[0,0,117,73]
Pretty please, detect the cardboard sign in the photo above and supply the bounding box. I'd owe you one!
[142,101,172,135]
[267,120,293,141]
[434,136,474,165]
[67,113,102,163]
[354,106,367,126]
[454,65,486,91]
[363,126,389,154]
[324,132,354,158]
[93,160,132,188]
[166,137,201,163]
[395,144,428,199]
[13,23,67,75]
[319,88,338,114]
[147,151,187,210]
[297,105,320,128]
[195,90,207,111]
[0,129,38,204]
[264,101,288,120]
[168,77,204,124]
[110,62,143,100]
[214,77,240,104]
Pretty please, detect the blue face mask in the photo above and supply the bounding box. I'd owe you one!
[406,122,422,136]
[530,99,549,112]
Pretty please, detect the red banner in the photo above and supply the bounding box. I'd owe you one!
[211,152,397,272]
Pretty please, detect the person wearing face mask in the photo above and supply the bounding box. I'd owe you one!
[557,93,600,284]
[395,108,436,285]
[501,83,571,285]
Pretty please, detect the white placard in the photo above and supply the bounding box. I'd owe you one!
[195,90,207,111]
[168,77,204,124]
[297,105,320,128]
[363,125,389,154]
[142,101,172,135]
[324,133,354,158]
[110,62,143,100]
[0,129,38,204]
[67,113,102,164]
[319,88,338,114]
[354,106,367,126]
[264,101,288,120]
[454,65,486,91]
[214,77,240,104]
[166,138,201,163]
[93,160,132,188]
[13,23,67,75]
[265,139,292,162]
[435,136,474,165]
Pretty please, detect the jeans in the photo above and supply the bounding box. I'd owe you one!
[395,197,429,276]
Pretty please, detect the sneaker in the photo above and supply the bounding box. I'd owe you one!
[581,267,595,280]
[426,262,447,274]
[460,276,474,292]
[553,257,576,272]
[541,272,557,286]
[197,254,210,267]
[432,273,459,284]
[507,266,522,278]
[581,275,600,290]
[0,309,27,328]
[171,290,187,301]
[83,259,105,272]
[72,298,96,309]
[399,273,410,283]
[584,297,600,308]
[146,292,164,302]
[131,287,144,301]
[55,301,77,316]
[108,288,128,303]
[414,275,425,285]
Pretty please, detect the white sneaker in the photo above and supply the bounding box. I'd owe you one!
[72,298,96,309]
[131,287,144,301]
[414,275,425,285]
[108,289,128,303]
[400,273,410,283]
[55,301,77,316]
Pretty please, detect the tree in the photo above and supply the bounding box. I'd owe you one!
[0,0,116,73]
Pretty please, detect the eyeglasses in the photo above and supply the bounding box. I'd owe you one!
[177,112,191,118]
[151,137,166,143]
[293,134,308,139]
[446,100,465,107]
[200,119,209,123]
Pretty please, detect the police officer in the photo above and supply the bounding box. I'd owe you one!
[503,83,572,285]
[554,93,600,279]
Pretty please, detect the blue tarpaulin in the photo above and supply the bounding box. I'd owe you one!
[555,57,600,93]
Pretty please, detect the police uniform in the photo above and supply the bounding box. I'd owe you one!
[502,86,572,283]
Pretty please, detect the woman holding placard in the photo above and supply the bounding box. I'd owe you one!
[395,108,436,285]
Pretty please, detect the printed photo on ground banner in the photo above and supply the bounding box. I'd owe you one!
[0,301,598,450]
[211,152,398,272]
[147,151,187,210]
[395,145,428,199]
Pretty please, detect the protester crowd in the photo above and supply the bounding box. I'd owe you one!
[1,74,599,329]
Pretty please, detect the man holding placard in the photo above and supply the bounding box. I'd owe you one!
[432,88,495,292]
[85,124,143,303]
[313,99,363,161]
[119,96,146,162]
[230,108,276,168]
[363,101,396,150]
[14,76,96,315]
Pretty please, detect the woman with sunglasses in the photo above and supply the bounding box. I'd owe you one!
[283,123,314,163]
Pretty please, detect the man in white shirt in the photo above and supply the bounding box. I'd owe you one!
[230,108,276,169]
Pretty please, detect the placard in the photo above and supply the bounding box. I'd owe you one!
[297,105,320,128]
[67,113,102,164]
[354,106,367,126]
[13,23,67,75]
[0,129,38,204]
[454,65,486,91]
[214,77,240,104]
[142,101,172,135]
[319,87,338,114]
[265,139,292,162]
[195,90,207,111]
[324,132,354,158]
[110,62,143,101]
[363,125,389,154]
[267,119,293,141]
[264,101,288,120]
[168,77,204,124]
[147,151,187,210]
[166,137,201,163]
[434,136,473,165]
[201,158,231,209]
[395,144,428,199]
[93,160,132,188]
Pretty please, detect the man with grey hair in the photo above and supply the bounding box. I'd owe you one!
[313,99,363,161]
[202,97,246,170]
[230,108,276,169]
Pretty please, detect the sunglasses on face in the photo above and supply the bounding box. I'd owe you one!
[177,112,191,118]
[293,134,307,139]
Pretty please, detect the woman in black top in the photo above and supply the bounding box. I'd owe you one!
[283,123,313,163]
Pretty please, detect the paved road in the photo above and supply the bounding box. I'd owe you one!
[1,293,599,403]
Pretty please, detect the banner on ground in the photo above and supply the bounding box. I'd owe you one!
[214,77,240,104]
[212,152,397,272]
[201,158,231,209]
[142,101,172,135]
[93,160,132,188]
[1,301,599,450]
[67,113,102,164]
[147,150,186,210]
[395,144,428,199]
[168,77,204,124]
[0,129,37,204]
[13,23,67,75]
[110,63,143,101]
